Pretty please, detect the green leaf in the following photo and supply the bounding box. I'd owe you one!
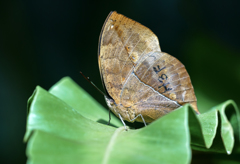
[48,77,122,127]
[24,77,240,164]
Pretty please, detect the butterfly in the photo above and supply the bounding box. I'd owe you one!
[98,11,199,126]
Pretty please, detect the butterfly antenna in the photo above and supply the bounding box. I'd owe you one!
[79,71,107,97]
[80,71,112,125]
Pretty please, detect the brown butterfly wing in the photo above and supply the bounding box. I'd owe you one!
[120,71,181,123]
[120,51,198,122]
[98,11,161,105]
[99,11,199,123]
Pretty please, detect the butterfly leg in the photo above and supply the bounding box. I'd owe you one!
[118,114,128,131]
[107,109,111,125]
[130,114,147,127]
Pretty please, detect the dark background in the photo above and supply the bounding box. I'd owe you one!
[0,0,239,163]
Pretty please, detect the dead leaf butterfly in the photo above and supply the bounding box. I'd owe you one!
[98,11,199,126]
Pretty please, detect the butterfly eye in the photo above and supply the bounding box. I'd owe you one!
[110,100,114,106]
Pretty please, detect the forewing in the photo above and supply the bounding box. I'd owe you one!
[98,11,161,104]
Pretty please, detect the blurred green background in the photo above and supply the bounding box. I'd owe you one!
[0,0,239,163]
